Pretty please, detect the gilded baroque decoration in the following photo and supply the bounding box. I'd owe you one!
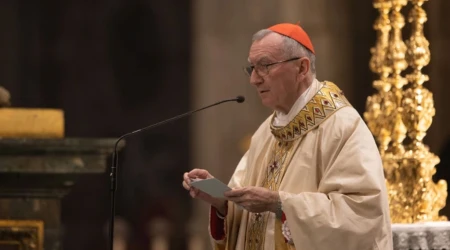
[0,220,44,250]
[365,0,393,155]
[364,0,447,223]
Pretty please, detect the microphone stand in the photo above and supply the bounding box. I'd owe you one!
[107,96,245,250]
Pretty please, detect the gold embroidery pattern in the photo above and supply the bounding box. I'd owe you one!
[264,141,294,192]
[245,212,270,250]
[270,81,351,142]
[245,141,294,250]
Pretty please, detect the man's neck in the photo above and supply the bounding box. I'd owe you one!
[278,79,314,115]
[273,78,318,127]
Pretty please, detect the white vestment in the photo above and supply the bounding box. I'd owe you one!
[209,80,393,250]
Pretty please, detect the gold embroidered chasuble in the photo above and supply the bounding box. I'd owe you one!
[209,81,393,250]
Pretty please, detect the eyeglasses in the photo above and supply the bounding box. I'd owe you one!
[243,57,301,77]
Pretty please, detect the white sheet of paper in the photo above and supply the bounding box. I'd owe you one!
[190,178,231,198]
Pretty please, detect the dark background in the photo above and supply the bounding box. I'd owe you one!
[1,1,191,249]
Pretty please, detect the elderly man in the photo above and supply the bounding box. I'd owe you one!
[183,23,393,250]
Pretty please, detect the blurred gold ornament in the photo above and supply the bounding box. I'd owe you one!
[365,0,447,223]
[0,86,65,138]
[365,0,393,155]
[0,86,11,107]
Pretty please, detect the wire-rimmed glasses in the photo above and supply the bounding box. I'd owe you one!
[243,57,301,77]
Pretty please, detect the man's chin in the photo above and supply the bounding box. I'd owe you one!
[260,98,275,110]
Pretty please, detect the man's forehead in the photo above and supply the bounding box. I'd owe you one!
[248,34,284,62]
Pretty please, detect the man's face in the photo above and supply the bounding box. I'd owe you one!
[247,33,300,113]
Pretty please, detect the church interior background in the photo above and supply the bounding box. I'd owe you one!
[0,0,450,249]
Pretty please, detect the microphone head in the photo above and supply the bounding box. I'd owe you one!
[236,95,245,103]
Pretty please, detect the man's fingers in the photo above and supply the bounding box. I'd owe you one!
[183,172,191,185]
[187,169,210,179]
[224,188,246,198]
[227,197,242,203]
[233,201,248,211]
[189,189,195,198]
[182,181,190,191]
[227,193,247,204]
[189,187,200,198]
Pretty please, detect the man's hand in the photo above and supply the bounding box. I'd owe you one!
[224,187,280,213]
[182,169,226,214]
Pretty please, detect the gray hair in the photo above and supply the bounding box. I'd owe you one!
[252,29,316,75]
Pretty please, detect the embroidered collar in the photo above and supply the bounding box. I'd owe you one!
[270,81,351,142]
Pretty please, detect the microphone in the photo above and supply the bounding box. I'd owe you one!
[107,95,245,250]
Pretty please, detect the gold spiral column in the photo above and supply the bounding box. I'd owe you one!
[384,0,408,157]
[365,0,393,156]
[365,0,448,223]
[384,0,411,223]
[401,0,447,222]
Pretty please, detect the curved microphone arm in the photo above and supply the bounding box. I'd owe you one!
[107,95,245,250]
[113,95,244,154]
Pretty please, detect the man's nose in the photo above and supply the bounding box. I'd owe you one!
[249,71,263,86]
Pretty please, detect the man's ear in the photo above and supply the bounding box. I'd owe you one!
[298,57,310,77]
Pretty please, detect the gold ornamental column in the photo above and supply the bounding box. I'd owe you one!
[401,0,447,222]
[365,0,393,156]
[365,0,447,223]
